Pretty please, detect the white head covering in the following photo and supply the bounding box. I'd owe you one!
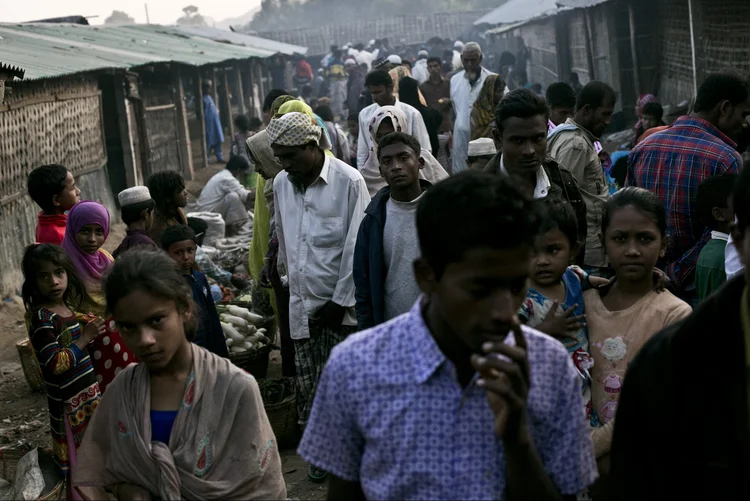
[468,138,497,157]
[417,50,428,58]
[454,40,464,49]
[118,186,151,207]
[387,54,402,65]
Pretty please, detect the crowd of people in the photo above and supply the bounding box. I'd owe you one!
[16,30,750,500]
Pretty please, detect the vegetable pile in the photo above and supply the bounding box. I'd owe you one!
[217,304,270,354]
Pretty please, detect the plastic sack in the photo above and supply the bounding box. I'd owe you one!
[2,448,64,501]
[187,212,226,247]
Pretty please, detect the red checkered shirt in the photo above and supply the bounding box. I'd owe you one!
[626,115,741,291]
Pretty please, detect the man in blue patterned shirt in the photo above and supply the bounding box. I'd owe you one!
[299,172,597,500]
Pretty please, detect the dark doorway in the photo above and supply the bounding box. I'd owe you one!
[99,74,127,199]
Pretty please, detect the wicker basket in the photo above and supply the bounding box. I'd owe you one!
[16,339,45,392]
[228,344,273,378]
[259,378,298,447]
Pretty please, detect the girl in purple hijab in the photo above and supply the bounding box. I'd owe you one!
[62,200,137,391]
[62,200,112,290]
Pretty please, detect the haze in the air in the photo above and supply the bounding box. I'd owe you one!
[1,0,262,26]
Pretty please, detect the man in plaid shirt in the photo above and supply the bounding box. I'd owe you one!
[627,73,750,299]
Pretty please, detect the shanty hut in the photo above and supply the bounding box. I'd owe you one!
[0,23,306,296]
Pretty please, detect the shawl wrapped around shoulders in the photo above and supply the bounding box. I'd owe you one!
[73,344,286,500]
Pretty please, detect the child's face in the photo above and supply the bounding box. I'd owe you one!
[603,205,666,284]
[55,172,81,212]
[166,240,197,273]
[529,228,573,287]
[35,260,68,303]
[173,186,188,209]
[642,114,660,131]
[114,290,189,371]
[75,224,106,255]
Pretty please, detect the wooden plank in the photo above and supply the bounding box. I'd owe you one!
[143,103,176,112]
[221,68,235,140]
[196,71,209,170]
[113,74,138,188]
[1,90,101,111]
[235,65,247,116]
[628,2,642,98]
[173,67,194,181]
[583,10,597,80]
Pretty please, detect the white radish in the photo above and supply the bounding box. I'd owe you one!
[257,328,267,334]
[220,314,248,330]
[246,333,261,343]
[221,322,245,343]
[227,305,254,320]
[243,341,255,350]
[230,346,247,354]
[226,338,234,347]
[246,311,264,326]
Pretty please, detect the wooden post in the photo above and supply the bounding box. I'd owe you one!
[172,66,194,180]
[235,64,246,116]
[583,10,596,81]
[113,74,138,187]
[221,68,235,140]
[195,71,209,169]
[627,2,641,98]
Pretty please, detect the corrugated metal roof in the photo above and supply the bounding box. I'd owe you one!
[0,23,275,80]
[485,20,534,35]
[173,26,308,56]
[474,0,561,26]
[556,0,612,7]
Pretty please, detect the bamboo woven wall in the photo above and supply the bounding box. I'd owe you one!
[0,75,116,296]
[660,0,750,105]
[139,72,183,178]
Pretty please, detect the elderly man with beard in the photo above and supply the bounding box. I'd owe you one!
[451,42,497,173]
[268,112,370,483]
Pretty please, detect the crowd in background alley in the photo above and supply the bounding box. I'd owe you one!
[15,31,750,501]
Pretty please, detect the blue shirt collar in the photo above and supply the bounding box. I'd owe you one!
[406,299,448,384]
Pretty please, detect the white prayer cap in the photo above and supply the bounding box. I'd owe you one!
[418,49,428,57]
[467,138,497,157]
[369,39,376,46]
[387,54,402,65]
[118,186,152,207]
[454,40,464,49]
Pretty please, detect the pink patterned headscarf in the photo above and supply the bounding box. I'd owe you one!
[61,200,112,285]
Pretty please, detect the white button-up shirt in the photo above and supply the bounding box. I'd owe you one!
[499,154,551,199]
[274,155,371,340]
[357,99,431,168]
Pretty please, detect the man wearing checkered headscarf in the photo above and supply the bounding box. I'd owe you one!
[267,112,322,147]
[270,107,371,483]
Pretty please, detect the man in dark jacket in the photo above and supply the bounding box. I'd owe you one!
[607,164,750,501]
[354,132,431,330]
[482,88,587,264]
